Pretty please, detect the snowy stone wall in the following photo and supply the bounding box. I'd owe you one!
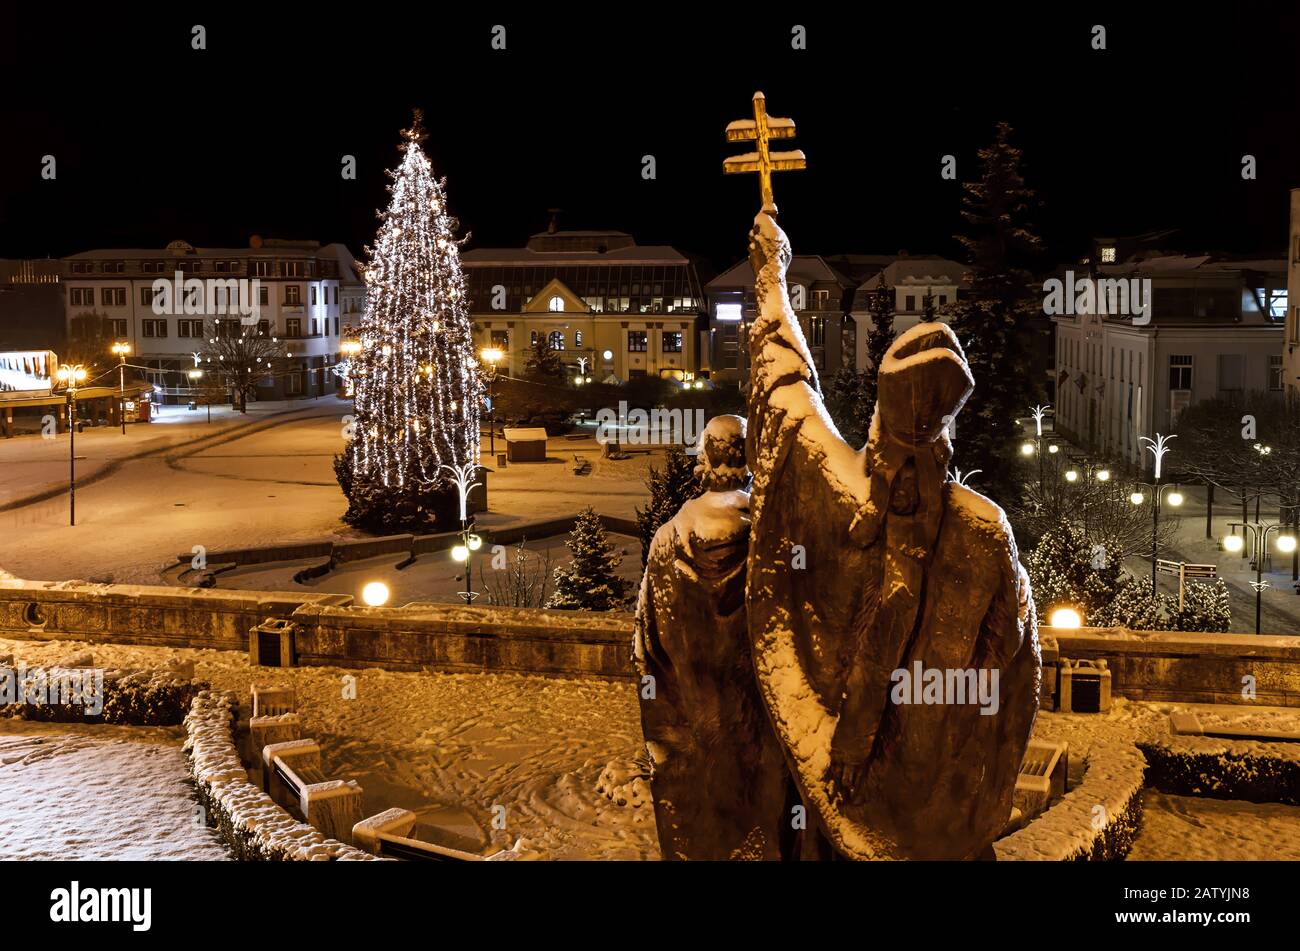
[1058,627,1300,707]
[0,579,635,678]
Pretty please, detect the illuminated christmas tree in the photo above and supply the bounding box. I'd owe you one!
[334,112,480,533]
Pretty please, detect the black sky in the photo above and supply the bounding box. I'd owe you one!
[1,5,1297,273]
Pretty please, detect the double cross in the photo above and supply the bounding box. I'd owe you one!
[724,91,807,215]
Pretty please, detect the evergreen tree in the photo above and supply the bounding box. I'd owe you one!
[334,112,480,534]
[524,335,566,383]
[945,123,1045,510]
[547,508,629,611]
[862,276,896,411]
[825,367,873,448]
[635,445,702,567]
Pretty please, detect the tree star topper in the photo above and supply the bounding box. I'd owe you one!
[724,91,806,214]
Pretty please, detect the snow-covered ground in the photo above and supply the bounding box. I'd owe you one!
[0,404,661,591]
[0,635,659,860]
[0,720,230,860]
[7,632,1300,861]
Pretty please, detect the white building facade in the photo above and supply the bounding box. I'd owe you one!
[1052,256,1287,470]
[62,238,361,402]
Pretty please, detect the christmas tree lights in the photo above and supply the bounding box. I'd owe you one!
[335,112,481,533]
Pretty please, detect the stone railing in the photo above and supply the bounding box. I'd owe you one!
[1055,627,1300,708]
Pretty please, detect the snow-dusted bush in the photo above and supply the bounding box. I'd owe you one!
[1139,734,1300,805]
[995,740,1146,861]
[184,690,378,862]
[546,507,629,611]
[2,666,205,726]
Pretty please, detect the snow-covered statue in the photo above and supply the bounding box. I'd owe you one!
[633,415,795,860]
[744,211,1040,860]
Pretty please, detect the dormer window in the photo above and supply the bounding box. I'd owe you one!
[548,295,564,312]
[1100,246,1117,264]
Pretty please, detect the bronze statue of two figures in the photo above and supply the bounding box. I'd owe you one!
[634,213,1041,860]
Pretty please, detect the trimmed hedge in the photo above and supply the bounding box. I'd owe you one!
[1139,738,1300,806]
[1,666,206,726]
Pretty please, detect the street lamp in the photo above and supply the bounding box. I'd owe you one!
[110,342,130,435]
[440,461,483,605]
[480,347,503,457]
[188,369,210,423]
[54,363,88,526]
[1138,433,1177,596]
[1223,522,1297,634]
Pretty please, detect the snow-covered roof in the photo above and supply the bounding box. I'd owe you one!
[502,427,549,442]
[706,255,852,291]
[857,257,969,291]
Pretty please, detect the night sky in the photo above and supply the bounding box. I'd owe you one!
[2,6,1297,273]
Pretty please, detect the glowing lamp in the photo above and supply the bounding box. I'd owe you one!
[1048,444,1060,454]
[361,581,390,606]
[1096,469,1110,482]
[452,544,470,563]
[1167,491,1184,507]
[1020,442,1035,456]
[1277,535,1298,554]
[1048,607,1083,629]
[1065,469,1079,483]
[467,534,483,551]
[1129,491,1145,505]
[1223,535,1245,553]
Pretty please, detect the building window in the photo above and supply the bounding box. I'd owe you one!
[491,330,509,349]
[1270,354,1284,391]
[258,319,270,336]
[282,261,304,277]
[260,286,269,307]
[548,295,564,312]
[937,294,947,305]
[548,330,565,350]
[252,260,271,277]
[309,319,318,336]
[139,286,158,307]
[662,331,683,353]
[905,295,916,312]
[1169,354,1193,391]
[70,287,93,306]
[110,319,127,337]
[628,331,648,352]
[142,319,167,338]
[285,286,301,305]
[530,330,540,346]
[574,331,583,348]
[101,287,126,307]
[310,286,317,306]
[1100,246,1117,263]
[287,318,302,337]
[178,319,202,337]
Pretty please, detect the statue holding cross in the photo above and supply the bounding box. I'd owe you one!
[724,91,807,215]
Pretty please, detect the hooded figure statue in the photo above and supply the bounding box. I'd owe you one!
[634,415,796,860]
[743,211,1040,860]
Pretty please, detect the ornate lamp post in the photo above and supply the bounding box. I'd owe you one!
[1137,433,1177,595]
[110,341,130,435]
[1223,522,1297,634]
[188,369,210,423]
[479,347,503,457]
[55,363,88,526]
[441,461,483,605]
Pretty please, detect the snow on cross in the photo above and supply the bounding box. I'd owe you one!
[723,91,806,214]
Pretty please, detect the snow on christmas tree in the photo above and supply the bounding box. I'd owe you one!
[547,508,629,611]
[334,112,480,533]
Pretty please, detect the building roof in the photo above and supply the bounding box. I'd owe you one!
[462,245,689,266]
[706,255,853,291]
[64,239,331,259]
[858,257,969,291]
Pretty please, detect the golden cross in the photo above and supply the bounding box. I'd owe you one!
[724,91,806,215]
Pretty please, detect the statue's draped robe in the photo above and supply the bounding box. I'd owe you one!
[634,489,794,860]
[744,213,1040,860]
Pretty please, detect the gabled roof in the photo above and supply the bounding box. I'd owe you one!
[706,255,853,291]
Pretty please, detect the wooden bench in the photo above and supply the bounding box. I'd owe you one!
[572,454,591,475]
[352,808,518,861]
[263,739,364,845]
[1013,739,1069,822]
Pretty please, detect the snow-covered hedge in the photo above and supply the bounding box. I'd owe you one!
[994,740,1146,861]
[1,665,205,726]
[1139,734,1300,806]
[183,689,378,861]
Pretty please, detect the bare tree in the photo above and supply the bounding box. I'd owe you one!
[197,317,288,413]
[478,538,552,608]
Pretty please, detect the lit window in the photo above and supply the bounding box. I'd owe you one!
[548,330,565,350]
[548,295,564,312]
[1100,246,1117,263]
[716,303,743,322]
